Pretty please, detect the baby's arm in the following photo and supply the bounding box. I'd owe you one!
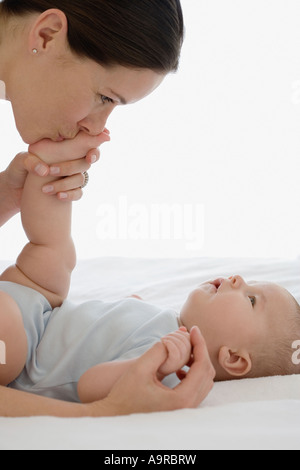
[77,359,137,403]
[77,327,191,403]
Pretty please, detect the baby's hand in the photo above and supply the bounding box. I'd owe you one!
[158,327,192,378]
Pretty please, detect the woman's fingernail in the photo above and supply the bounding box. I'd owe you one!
[58,192,68,199]
[50,166,60,176]
[42,185,54,194]
[90,154,97,163]
[35,164,48,177]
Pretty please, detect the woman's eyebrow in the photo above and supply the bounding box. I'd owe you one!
[107,89,127,105]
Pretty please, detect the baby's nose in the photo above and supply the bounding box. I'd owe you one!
[230,275,244,288]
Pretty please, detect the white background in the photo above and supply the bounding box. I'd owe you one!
[0,0,300,260]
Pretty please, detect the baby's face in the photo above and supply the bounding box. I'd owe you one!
[180,275,294,371]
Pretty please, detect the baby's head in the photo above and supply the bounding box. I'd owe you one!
[179,275,300,381]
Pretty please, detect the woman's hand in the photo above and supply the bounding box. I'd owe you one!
[0,130,110,224]
[25,146,101,201]
[28,130,110,201]
[88,326,216,416]
[0,327,215,418]
[0,152,57,226]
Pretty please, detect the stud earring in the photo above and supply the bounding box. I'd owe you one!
[32,48,38,54]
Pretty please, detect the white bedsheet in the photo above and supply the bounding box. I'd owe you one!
[0,256,300,450]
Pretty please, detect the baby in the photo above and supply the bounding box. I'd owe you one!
[178,276,300,381]
[78,276,300,402]
[0,137,299,404]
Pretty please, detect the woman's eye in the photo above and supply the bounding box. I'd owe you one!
[100,95,114,105]
[249,296,256,307]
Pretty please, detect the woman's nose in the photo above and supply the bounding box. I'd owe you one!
[78,108,113,136]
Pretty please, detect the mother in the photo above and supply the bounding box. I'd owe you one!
[0,0,215,417]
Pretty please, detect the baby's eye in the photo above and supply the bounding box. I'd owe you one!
[249,296,256,307]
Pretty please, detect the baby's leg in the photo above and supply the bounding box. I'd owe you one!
[77,359,136,403]
[28,131,110,166]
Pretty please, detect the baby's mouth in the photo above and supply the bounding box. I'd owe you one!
[209,278,224,291]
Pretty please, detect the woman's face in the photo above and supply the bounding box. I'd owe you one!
[6,54,164,144]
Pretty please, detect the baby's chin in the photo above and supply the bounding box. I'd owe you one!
[178,307,203,334]
[177,314,184,328]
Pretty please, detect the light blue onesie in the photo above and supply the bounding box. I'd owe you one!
[0,281,179,402]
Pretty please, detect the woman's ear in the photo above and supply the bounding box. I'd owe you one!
[28,9,68,54]
[218,346,252,377]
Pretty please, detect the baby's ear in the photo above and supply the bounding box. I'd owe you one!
[218,346,252,378]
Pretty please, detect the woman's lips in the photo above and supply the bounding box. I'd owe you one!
[53,135,65,142]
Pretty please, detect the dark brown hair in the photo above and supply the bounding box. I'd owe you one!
[0,0,184,73]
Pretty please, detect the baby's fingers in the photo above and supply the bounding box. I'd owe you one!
[161,331,191,364]
[162,338,183,361]
[162,329,191,351]
[174,327,215,407]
